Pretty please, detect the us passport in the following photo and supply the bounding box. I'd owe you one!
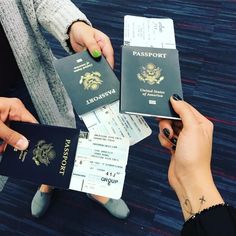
[54,51,120,116]
[120,45,183,119]
[0,122,79,189]
[0,122,130,199]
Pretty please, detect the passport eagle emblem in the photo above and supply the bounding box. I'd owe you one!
[79,71,103,90]
[32,140,56,166]
[137,63,164,85]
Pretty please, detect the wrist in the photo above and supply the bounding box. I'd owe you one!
[67,21,89,52]
[68,21,88,35]
[174,173,224,221]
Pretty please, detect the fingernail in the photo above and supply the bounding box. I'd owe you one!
[172,94,182,101]
[162,128,170,138]
[92,50,101,58]
[0,139,4,145]
[15,137,29,150]
[170,137,178,145]
[172,145,176,151]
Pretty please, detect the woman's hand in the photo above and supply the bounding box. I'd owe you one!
[68,21,114,68]
[0,97,37,152]
[158,95,224,220]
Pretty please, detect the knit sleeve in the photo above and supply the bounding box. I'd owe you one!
[34,0,91,52]
[181,204,236,236]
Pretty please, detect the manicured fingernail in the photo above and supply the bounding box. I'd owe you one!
[0,139,4,145]
[172,145,176,151]
[170,137,178,145]
[172,94,182,101]
[92,50,101,58]
[162,128,170,138]
[15,137,29,150]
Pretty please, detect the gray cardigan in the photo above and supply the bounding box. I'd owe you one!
[0,0,92,189]
[0,0,91,128]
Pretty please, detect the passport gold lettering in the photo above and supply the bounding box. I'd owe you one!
[19,149,28,162]
[74,61,93,72]
[140,88,165,97]
[86,89,116,105]
[59,139,71,176]
[133,51,167,58]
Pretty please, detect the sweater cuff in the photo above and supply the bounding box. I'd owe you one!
[37,1,91,52]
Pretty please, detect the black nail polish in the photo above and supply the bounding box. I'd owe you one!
[172,94,182,101]
[0,139,4,145]
[162,128,170,138]
[172,145,176,151]
[170,137,178,145]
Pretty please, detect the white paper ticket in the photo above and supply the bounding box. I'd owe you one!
[124,15,176,49]
[81,101,152,146]
[69,133,129,199]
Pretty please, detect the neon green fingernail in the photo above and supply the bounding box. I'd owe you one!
[92,50,101,58]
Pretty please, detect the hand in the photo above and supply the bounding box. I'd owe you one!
[158,95,224,220]
[159,95,213,189]
[0,97,37,152]
[68,21,114,68]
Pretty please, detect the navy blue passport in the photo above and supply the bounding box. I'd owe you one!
[54,51,120,116]
[121,46,183,119]
[0,122,79,189]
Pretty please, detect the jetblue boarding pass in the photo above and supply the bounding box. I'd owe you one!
[69,132,130,199]
[81,101,152,146]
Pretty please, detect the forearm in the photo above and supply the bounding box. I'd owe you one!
[33,0,91,51]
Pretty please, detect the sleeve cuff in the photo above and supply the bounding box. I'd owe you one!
[37,0,91,52]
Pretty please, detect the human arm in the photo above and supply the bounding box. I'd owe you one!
[0,97,37,152]
[158,95,236,235]
[34,0,91,51]
[34,0,114,67]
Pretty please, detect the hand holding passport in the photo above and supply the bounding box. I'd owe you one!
[0,122,129,199]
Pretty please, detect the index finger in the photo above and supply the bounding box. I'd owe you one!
[99,41,114,68]
[94,31,114,68]
[8,98,38,123]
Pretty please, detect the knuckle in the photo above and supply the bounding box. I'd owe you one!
[9,98,25,119]
[205,119,214,130]
[12,98,23,106]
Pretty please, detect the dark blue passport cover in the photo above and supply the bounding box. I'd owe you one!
[54,51,120,116]
[0,122,79,189]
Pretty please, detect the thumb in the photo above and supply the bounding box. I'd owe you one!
[0,121,29,151]
[170,94,198,129]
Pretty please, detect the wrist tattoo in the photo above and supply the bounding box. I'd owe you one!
[183,195,206,218]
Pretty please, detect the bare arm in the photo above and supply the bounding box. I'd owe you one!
[158,95,224,221]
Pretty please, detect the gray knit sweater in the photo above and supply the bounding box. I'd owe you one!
[0,0,91,128]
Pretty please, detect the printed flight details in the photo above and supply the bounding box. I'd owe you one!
[69,133,130,199]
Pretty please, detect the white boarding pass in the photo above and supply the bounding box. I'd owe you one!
[124,15,176,49]
[69,132,129,199]
[81,101,152,146]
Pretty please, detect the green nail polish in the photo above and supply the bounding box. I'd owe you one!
[92,50,101,58]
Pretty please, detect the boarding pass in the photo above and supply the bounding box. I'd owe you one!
[69,132,129,199]
[81,101,152,146]
[124,15,176,49]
